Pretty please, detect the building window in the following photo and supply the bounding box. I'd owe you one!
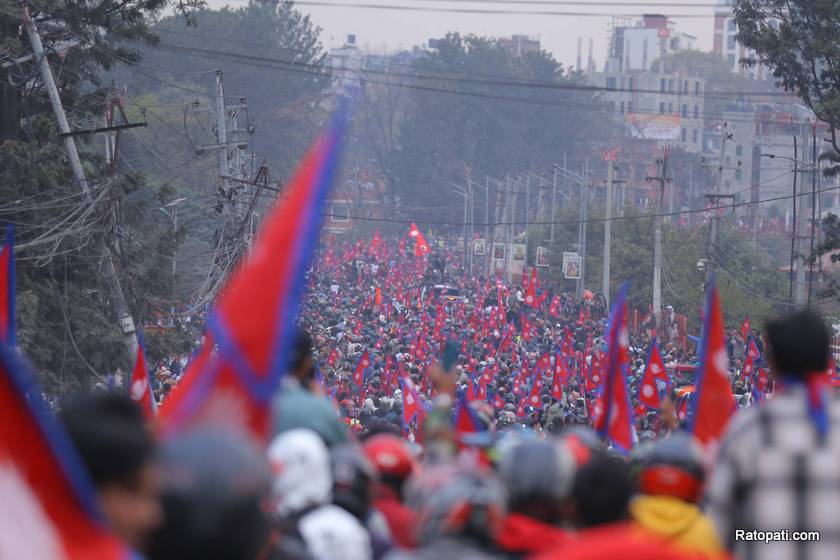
[681,128,687,142]
[660,78,666,93]
[695,81,700,95]
[659,102,666,114]
[694,105,699,118]
[727,34,737,50]
[736,144,743,156]
[683,80,689,94]
[619,101,625,114]
[728,19,737,32]
[681,104,688,117]
[668,102,674,113]
[692,129,698,143]
[627,101,633,112]
[628,78,634,91]
[668,79,674,92]
[606,77,616,90]
[332,203,350,222]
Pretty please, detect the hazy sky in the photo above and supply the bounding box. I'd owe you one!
[210,0,724,70]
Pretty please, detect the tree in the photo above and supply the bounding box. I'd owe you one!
[734,0,840,170]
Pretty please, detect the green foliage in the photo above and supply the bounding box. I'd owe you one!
[734,0,840,165]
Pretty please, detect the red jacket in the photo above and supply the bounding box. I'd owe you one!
[496,513,574,556]
[374,488,416,549]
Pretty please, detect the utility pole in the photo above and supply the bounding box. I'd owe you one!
[525,174,531,266]
[576,160,589,300]
[550,165,558,244]
[808,121,818,305]
[602,155,615,307]
[700,122,736,290]
[22,9,139,365]
[646,146,671,331]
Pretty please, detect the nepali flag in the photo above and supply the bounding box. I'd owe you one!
[525,368,544,408]
[638,346,662,411]
[454,395,485,435]
[594,284,634,453]
[128,344,157,420]
[554,351,569,387]
[0,225,15,347]
[0,342,129,558]
[353,349,372,390]
[739,314,751,341]
[158,105,347,442]
[646,338,668,384]
[521,314,532,341]
[524,267,538,307]
[327,348,339,367]
[412,225,431,257]
[400,375,428,433]
[548,295,562,318]
[754,367,770,402]
[690,278,735,451]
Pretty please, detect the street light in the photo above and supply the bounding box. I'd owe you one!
[760,153,815,168]
[160,198,187,320]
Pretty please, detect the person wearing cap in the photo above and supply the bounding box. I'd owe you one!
[629,432,723,558]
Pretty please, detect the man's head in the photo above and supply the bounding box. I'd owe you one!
[765,310,830,377]
[60,392,161,550]
[288,329,316,387]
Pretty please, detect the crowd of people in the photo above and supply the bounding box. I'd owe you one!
[45,234,840,560]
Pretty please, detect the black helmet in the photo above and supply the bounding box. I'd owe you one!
[147,429,272,560]
[632,431,706,503]
[497,439,576,523]
[331,442,378,520]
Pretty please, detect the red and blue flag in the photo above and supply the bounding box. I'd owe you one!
[690,279,735,450]
[0,342,129,558]
[159,107,348,442]
[594,284,634,453]
[128,344,156,421]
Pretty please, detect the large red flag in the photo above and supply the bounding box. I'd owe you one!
[690,281,735,450]
[159,107,347,442]
[638,355,661,410]
[128,345,156,420]
[413,225,430,257]
[524,267,538,307]
[594,285,634,452]
[353,349,371,391]
[0,225,15,347]
[548,295,562,318]
[0,343,128,558]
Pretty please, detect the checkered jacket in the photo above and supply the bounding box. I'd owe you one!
[705,385,840,560]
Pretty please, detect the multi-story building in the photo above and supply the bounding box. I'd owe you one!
[590,63,706,154]
[713,0,769,80]
[604,14,697,73]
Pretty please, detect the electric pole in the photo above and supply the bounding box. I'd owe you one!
[602,152,615,307]
[646,146,671,332]
[576,160,589,300]
[22,8,139,366]
[700,122,737,290]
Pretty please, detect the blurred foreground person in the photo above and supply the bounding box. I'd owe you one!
[60,393,161,552]
[707,310,840,559]
[268,429,371,560]
[495,438,576,557]
[363,434,418,549]
[629,432,723,558]
[272,330,347,446]
[331,442,393,558]
[537,451,699,560]
[386,463,507,560]
[146,429,271,560]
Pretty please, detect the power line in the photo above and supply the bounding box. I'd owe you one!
[321,182,840,227]
[248,0,718,17]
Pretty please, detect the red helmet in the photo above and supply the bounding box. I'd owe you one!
[363,434,416,481]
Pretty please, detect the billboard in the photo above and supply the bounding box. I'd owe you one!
[563,252,581,279]
[625,113,681,141]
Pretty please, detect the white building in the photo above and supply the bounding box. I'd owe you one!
[604,14,697,73]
